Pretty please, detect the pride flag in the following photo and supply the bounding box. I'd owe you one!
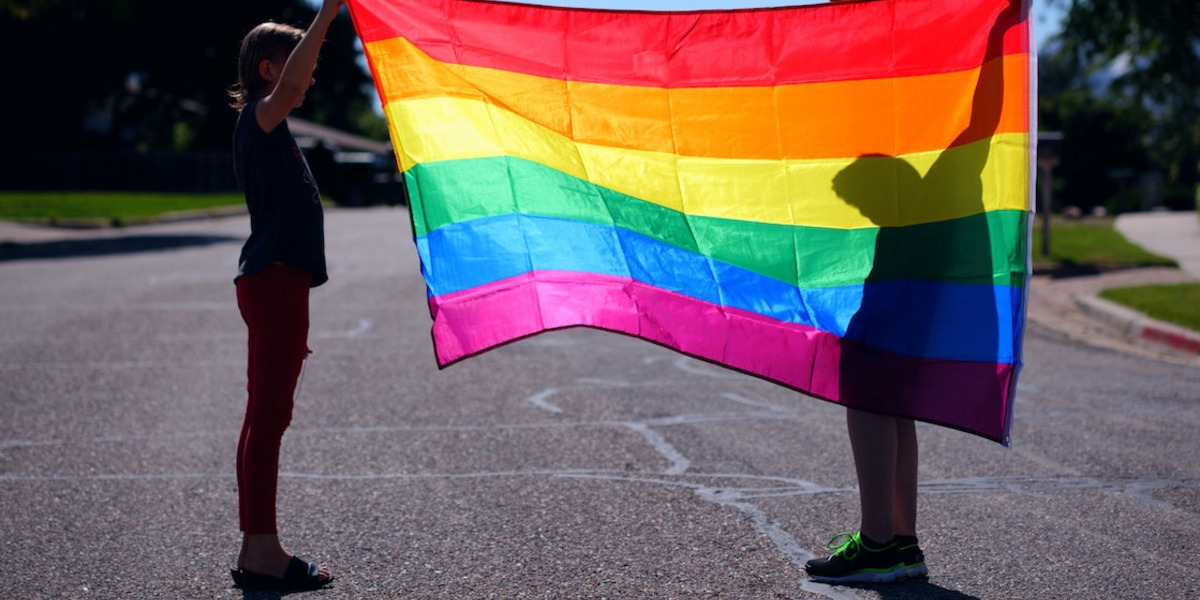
[348,0,1034,444]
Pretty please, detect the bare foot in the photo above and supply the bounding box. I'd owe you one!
[237,533,292,578]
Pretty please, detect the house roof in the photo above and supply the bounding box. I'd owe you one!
[287,117,392,155]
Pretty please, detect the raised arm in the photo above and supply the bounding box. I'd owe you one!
[256,0,345,132]
[924,0,1021,187]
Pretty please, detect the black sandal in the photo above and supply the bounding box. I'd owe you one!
[231,556,334,591]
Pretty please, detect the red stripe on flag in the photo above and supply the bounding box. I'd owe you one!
[349,0,1029,87]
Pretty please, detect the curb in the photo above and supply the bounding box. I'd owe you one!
[118,205,248,227]
[1076,295,1200,355]
[0,206,249,245]
[4,206,247,231]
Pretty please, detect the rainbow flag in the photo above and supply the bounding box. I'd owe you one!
[348,0,1034,445]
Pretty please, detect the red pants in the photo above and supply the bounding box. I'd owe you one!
[235,264,311,534]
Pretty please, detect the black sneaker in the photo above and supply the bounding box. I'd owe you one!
[894,535,928,579]
[804,532,907,584]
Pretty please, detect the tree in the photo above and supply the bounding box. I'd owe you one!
[1038,42,1154,214]
[1051,0,1200,209]
[0,0,382,152]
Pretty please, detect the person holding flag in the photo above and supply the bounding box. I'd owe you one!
[226,0,345,591]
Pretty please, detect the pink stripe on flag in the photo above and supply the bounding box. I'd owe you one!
[429,271,1014,442]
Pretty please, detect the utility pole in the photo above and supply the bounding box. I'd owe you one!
[1037,132,1063,256]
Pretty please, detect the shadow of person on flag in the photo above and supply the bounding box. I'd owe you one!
[806,0,1024,584]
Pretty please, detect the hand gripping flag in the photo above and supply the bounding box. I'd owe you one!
[348,0,1034,445]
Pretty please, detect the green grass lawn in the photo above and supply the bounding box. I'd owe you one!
[1032,218,1177,270]
[1034,216,1198,333]
[0,191,243,226]
[1100,283,1200,332]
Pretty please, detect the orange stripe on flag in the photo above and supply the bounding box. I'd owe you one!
[368,37,1029,160]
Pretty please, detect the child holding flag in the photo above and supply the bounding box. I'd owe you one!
[806,0,1019,583]
[226,0,344,591]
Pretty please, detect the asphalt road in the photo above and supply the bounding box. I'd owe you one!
[2,207,1198,600]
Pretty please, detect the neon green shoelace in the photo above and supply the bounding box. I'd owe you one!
[825,532,863,560]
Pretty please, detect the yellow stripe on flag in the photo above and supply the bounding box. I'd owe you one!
[386,96,1029,229]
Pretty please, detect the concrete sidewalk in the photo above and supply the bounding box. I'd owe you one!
[0,219,110,244]
[0,206,246,244]
[1116,211,1200,279]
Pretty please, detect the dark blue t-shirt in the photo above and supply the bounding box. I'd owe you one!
[233,100,328,287]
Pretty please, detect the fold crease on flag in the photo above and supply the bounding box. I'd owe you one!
[348,0,1034,445]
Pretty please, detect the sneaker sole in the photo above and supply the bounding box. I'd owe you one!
[808,566,909,584]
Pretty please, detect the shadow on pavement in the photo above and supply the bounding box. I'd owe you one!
[1032,260,1166,279]
[238,587,286,599]
[0,234,240,262]
[236,584,329,599]
[841,578,983,599]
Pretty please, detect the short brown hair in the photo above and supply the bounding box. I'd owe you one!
[229,22,304,111]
